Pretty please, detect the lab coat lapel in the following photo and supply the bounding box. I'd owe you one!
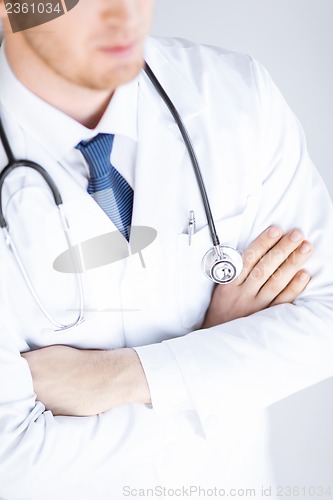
[121,53,207,336]
[131,81,185,231]
[131,43,206,232]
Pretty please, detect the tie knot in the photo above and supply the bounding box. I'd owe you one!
[76,133,114,178]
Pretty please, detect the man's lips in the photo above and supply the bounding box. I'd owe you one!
[99,43,137,57]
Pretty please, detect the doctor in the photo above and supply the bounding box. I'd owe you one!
[0,1,333,499]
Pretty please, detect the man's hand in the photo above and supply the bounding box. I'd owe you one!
[202,226,312,328]
[22,346,151,416]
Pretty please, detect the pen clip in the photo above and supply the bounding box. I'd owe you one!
[188,210,196,246]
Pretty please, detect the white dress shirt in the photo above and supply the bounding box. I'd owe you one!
[0,42,138,191]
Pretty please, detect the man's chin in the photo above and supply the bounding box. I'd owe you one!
[80,59,144,91]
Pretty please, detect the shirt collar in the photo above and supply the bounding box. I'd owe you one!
[0,43,138,161]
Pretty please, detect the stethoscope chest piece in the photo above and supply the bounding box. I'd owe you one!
[202,245,243,284]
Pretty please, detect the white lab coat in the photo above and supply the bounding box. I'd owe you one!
[0,37,333,500]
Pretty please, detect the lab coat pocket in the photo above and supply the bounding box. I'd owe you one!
[177,213,245,330]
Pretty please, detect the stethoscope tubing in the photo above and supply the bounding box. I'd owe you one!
[144,62,220,248]
[0,119,63,227]
[0,118,85,331]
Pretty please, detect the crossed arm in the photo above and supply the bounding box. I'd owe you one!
[22,225,312,417]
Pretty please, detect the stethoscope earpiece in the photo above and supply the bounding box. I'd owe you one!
[202,246,243,284]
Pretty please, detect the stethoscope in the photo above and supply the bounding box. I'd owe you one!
[0,63,243,332]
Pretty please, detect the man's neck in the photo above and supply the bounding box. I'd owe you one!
[4,40,113,129]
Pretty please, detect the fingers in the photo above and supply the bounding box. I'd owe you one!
[245,230,311,294]
[269,270,311,307]
[237,226,283,284]
[206,225,312,324]
[255,238,312,306]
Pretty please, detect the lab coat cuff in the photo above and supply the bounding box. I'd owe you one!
[133,342,195,414]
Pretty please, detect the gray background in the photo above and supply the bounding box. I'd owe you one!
[151,0,333,198]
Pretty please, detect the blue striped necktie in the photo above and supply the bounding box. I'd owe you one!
[76,134,134,241]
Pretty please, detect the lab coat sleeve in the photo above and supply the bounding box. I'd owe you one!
[0,318,162,498]
[134,59,333,432]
